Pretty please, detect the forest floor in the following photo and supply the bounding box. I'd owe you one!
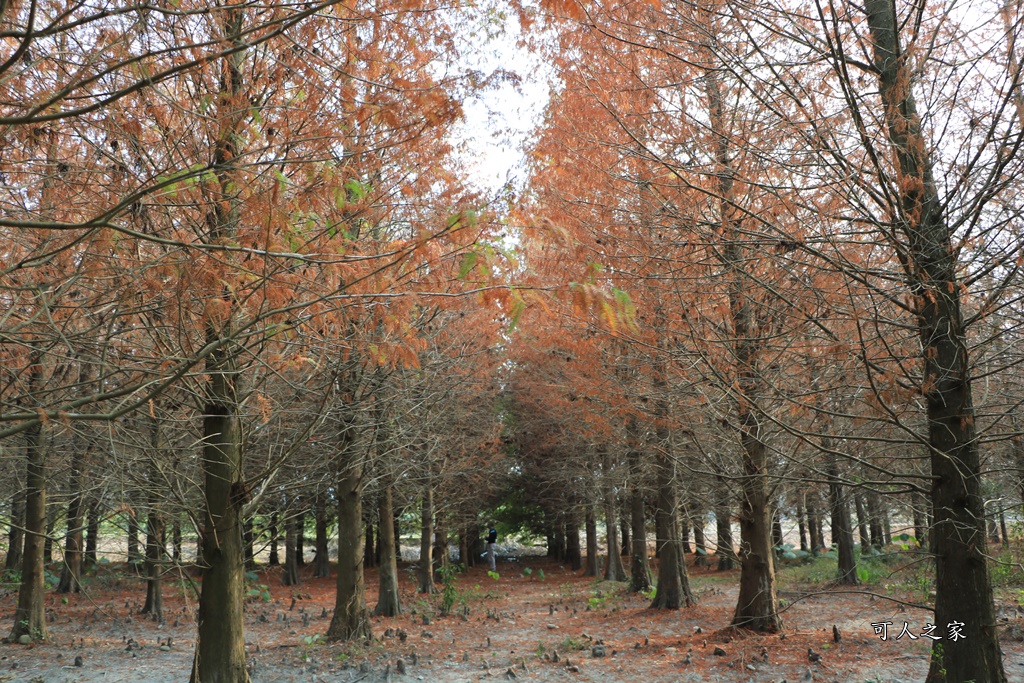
[4,547,1024,683]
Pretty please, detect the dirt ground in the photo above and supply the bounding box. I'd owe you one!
[4,552,1024,683]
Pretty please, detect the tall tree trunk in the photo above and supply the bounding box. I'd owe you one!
[692,508,708,567]
[43,508,55,566]
[628,441,651,592]
[189,9,250,678]
[9,354,47,643]
[57,441,89,593]
[172,520,181,563]
[374,482,401,616]
[127,504,141,565]
[796,496,808,552]
[363,519,376,569]
[566,513,582,571]
[327,428,370,640]
[715,492,736,571]
[584,503,598,577]
[295,510,305,567]
[854,492,870,553]
[283,510,300,586]
[867,491,884,549]
[418,479,436,592]
[650,448,694,609]
[5,488,25,571]
[699,1,780,632]
[141,413,165,618]
[314,501,330,578]
[827,454,858,586]
[243,520,255,570]
[602,448,627,582]
[268,511,279,566]
[619,511,630,557]
[864,1,1006,677]
[806,496,821,552]
[85,498,98,566]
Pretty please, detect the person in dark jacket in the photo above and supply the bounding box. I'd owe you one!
[486,525,497,571]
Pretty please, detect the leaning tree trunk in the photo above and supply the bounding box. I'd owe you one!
[10,354,47,643]
[374,482,401,617]
[650,447,694,609]
[863,1,1006,678]
[327,435,371,641]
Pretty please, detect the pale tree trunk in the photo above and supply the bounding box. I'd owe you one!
[10,352,47,643]
[374,482,401,616]
[863,1,1006,677]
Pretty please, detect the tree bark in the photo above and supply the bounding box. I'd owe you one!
[863,1,1007,677]
[283,510,300,586]
[418,479,436,593]
[295,510,305,567]
[5,488,24,572]
[374,483,401,617]
[327,431,370,640]
[85,498,98,567]
[57,439,89,593]
[584,503,598,577]
[314,501,330,578]
[628,441,651,592]
[650,449,694,609]
[602,448,627,582]
[9,354,47,643]
[796,496,807,552]
[715,493,736,571]
[566,513,582,571]
[854,492,870,553]
[827,454,857,586]
[268,511,279,566]
[692,507,708,566]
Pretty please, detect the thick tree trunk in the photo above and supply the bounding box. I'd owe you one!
[5,488,24,571]
[584,503,598,577]
[327,449,370,640]
[142,510,165,619]
[374,483,401,617]
[650,450,694,609]
[10,357,47,643]
[806,497,821,552]
[619,511,630,557]
[863,2,1006,678]
[314,502,330,578]
[85,498,98,566]
[418,481,436,592]
[433,523,449,578]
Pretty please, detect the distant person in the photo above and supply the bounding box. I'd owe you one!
[486,525,498,571]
